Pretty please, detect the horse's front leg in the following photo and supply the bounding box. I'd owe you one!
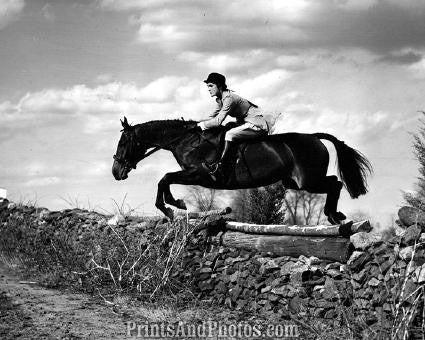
[155,182,174,220]
[155,169,203,219]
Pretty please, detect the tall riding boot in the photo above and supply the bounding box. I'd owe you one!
[203,141,236,180]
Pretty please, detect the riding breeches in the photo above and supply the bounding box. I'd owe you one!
[225,122,268,142]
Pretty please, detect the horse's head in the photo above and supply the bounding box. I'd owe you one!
[112,117,148,180]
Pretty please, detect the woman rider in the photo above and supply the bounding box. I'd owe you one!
[197,72,270,180]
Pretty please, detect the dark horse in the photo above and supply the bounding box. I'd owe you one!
[112,117,372,224]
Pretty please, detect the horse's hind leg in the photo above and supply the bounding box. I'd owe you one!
[304,175,346,224]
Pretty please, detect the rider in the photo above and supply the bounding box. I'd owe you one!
[197,72,269,180]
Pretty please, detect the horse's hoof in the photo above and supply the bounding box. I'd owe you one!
[327,216,337,225]
[327,213,341,225]
[175,199,187,210]
[164,207,174,221]
[336,211,346,220]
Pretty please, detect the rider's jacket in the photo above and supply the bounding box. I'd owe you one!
[201,90,269,131]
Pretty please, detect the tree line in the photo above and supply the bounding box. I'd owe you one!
[186,185,327,225]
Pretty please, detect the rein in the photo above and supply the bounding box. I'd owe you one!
[140,125,200,160]
[139,146,161,160]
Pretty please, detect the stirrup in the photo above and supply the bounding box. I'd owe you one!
[201,162,223,181]
[211,162,224,178]
[203,161,219,173]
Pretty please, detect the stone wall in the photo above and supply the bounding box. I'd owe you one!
[181,207,425,334]
[0,200,424,335]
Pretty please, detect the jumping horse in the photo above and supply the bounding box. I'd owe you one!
[112,117,372,224]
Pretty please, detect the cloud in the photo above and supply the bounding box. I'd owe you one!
[23,177,61,187]
[407,58,425,79]
[1,77,193,119]
[99,0,425,56]
[86,161,110,176]
[137,23,191,46]
[25,162,48,177]
[377,50,423,65]
[179,50,282,74]
[95,73,113,83]
[273,106,411,151]
[236,69,292,101]
[336,0,379,11]
[41,3,55,22]
[0,77,208,138]
[0,0,25,29]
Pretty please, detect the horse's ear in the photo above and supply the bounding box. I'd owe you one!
[121,116,130,130]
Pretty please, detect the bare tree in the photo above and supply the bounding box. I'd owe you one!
[348,209,371,222]
[231,188,251,222]
[185,186,220,212]
[284,191,326,225]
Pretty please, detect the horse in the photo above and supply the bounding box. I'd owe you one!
[112,117,372,224]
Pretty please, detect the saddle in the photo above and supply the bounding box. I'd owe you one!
[200,122,236,144]
[198,122,266,182]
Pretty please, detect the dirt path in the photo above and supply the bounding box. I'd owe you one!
[0,262,129,339]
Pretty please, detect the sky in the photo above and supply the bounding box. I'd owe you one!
[0,0,424,225]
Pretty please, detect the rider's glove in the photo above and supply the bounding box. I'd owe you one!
[197,122,206,131]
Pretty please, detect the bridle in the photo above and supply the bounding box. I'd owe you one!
[112,154,139,170]
[113,128,144,170]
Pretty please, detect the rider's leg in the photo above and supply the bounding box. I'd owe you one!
[207,139,237,178]
[203,123,266,179]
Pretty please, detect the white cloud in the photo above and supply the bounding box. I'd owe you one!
[41,3,55,22]
[0,0,24,29]
[99,0,170,11]
[237,69,292,100]
[23,177,61,187]
[100,0,425,56]
[25,162,48,176]
[407,58,425,79]
[336,0,379,11]
[180,50,279,73]
[2,77,192,119]
[87,161,110,176]
[137,23,190,45]
[0,77,208,136]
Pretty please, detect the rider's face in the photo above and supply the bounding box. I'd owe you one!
[207,83,220,97]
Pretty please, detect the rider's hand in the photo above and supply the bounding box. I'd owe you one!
[197,122,206,131]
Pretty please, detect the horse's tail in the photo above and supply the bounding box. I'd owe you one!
[313,133,373,198]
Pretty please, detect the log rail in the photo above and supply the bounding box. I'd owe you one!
[189,207,372,262]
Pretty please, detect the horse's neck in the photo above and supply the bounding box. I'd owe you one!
[137,121,189,151]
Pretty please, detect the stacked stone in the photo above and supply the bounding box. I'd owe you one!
[182,240,353,320]
[0,199,161,247]
[181,206,425,329]
[347,206,425,332]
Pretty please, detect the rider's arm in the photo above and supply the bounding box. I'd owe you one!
[197,103,221,123]
[198,96,235,130]
[209,102,221,117]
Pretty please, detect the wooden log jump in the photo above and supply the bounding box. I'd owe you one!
[225,220,371,237]
[219,232,352,262]
[190,207,371,262]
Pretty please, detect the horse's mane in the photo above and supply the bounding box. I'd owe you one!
[136,119,196,134]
